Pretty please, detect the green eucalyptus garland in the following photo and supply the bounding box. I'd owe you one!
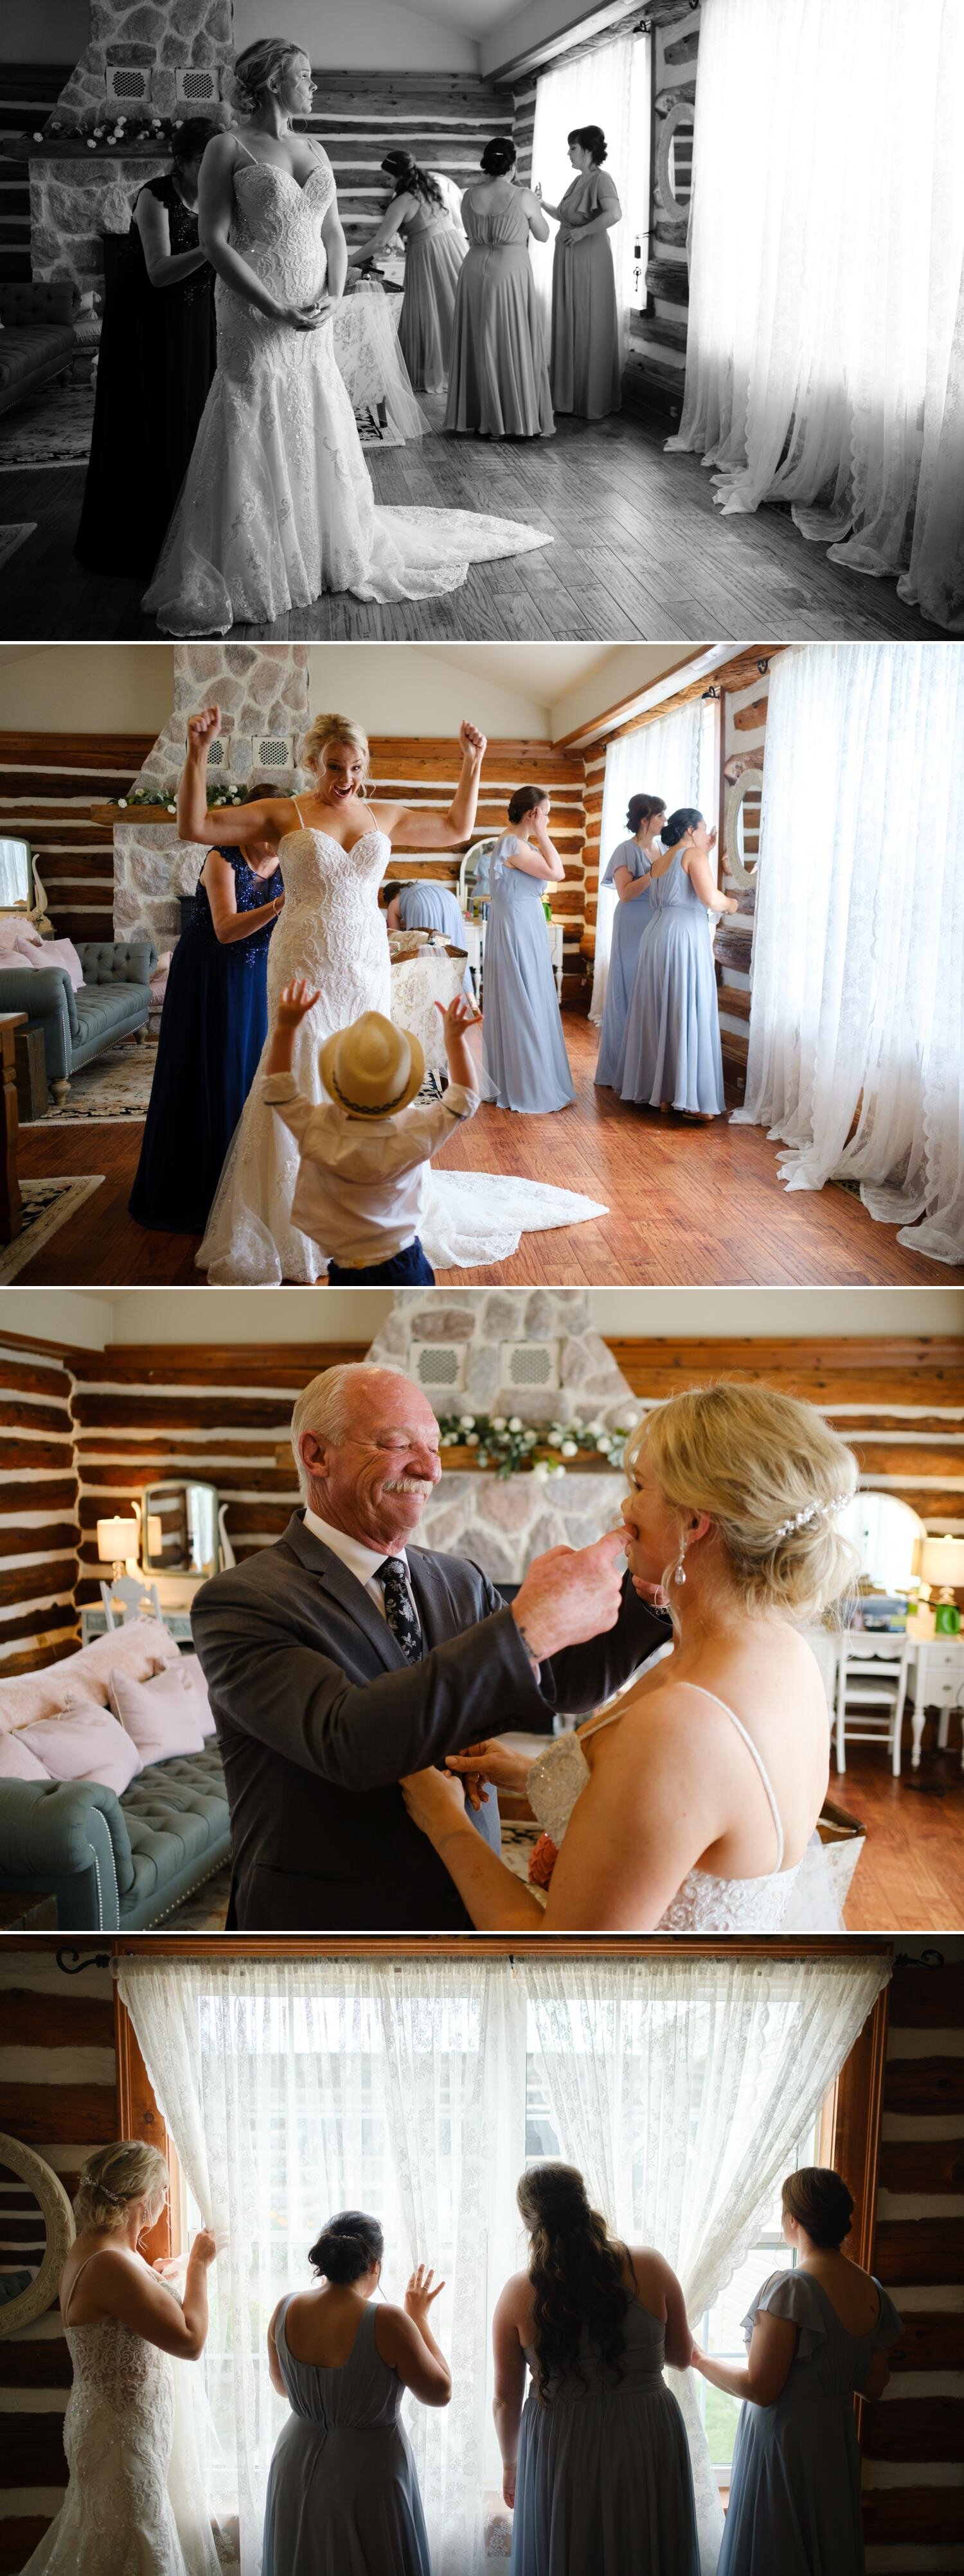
[436,1413,634,1481]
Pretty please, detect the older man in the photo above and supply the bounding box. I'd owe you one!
[191,1362,670,1930]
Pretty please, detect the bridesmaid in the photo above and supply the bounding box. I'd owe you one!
[263,2209,449,2576]
[594,792,672,1090]
[382,873,473,994]
[445,137,554,439]
[353,152,466,394]
[494,2164,699,2576]
[129,823,283,1233]
[692,2166,902,2575]
[615,806,738,1118]
[482,788,575,1113]
[541,126,622,419]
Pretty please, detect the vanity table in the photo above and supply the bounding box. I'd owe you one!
[807,1627,964,1770]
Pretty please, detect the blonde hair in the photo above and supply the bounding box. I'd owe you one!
[301,712,371,793]
[73,2141,168,2234]
[228,37,305,114]
[625,1382,860,1623]
[290,1362,407,1498]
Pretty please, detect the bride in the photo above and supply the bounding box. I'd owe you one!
[144,37,551,635]
[401,1382,860,1931]
[23,2141,218,2576]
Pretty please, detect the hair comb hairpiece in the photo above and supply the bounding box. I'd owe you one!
[773,1492,851,1542]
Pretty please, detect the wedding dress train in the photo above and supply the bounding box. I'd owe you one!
[197,824,606,1284]
[144,152,551,635]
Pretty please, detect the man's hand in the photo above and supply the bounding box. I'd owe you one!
[511,1528,628,1664]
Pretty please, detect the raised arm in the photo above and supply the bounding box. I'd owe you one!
[380,722,488,849]
[176,707,289,848]
[686,849,738,915]
[508,811,565,883]
[79,2236,215,2361]
[377,2273,451,2406]
[353,190,416,262]
[692,2308,797,2406]
[134,188,209,290]
[520,188,550,243]
[201,849,285,944]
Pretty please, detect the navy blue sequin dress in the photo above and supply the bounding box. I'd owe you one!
[129,849,281,1233]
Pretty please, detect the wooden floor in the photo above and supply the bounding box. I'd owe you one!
[13,1018,953,1284]
[841,1739,964,1933]
[0,413,943,644]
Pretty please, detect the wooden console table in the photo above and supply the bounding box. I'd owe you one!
[0,1012,26,1244]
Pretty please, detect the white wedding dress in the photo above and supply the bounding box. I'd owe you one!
[22,2268,218,2576]
[198,820,607,1283]
[143,146,551,635]
[527,1683,841,1931]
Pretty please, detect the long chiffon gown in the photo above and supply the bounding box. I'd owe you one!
[445,186,554,438]
[262,2298,431,2576]
[550,168,622,419]
[396,202,466,392]
[481,840,574,1113]
[75,175,215,577]
[718,2270,902,2576]
[129,849,281,1233]
[512,2298,700,2576]
[143,145,551,634]
[615,847,726,1115]
[594,838,652,1088]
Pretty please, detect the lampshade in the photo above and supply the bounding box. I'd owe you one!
[920,1535,964,1591]
[96,1516,139,1565]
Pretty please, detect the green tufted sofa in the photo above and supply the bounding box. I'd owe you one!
[0,939,156,1106]
[0,281,80,417]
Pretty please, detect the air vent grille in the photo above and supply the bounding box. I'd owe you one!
[413,1345,467,1392]
[499,1341,560,1390]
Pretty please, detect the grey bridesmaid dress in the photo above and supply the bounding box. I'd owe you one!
[262,2297,432,2576]
[594,838,652,1088]
[550,168,622,419]
[445,188,554,438]
[718,2268,902,2576]
[482,840,575,1113]
[615,847,726,1114]
[397,203,466,393]
[512,2296,700,2576]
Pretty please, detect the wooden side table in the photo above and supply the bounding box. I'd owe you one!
[0,1011,27,1244]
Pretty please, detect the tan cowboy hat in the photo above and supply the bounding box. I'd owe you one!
[318,1010,425,1118]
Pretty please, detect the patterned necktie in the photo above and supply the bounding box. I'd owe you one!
[376,1557,422,1664]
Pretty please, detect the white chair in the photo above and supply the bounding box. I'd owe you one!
[834,1635,913,1777]
[98,1576,161,1631]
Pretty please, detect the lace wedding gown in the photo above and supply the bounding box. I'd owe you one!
[198,824,607,1284]
[21,2278,219,2576]
[143,149,551,635]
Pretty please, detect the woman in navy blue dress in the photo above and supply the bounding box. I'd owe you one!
[481,788,575,1113]
[129,833,284,1233]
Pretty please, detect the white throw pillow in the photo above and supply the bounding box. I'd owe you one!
[179,1653,216,1739]
[0,1730,51,1781]
[108,1663,207,1763]
[15,1703,142,1797]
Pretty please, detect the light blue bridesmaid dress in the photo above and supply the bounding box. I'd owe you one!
[615,846,726,1114]
[594,838,652,1089]
[263,2297,432,2576]
[512,2296,700,2576]
[482,837,575,1113]
[395,877,472,996]
[718,2268,902,2576]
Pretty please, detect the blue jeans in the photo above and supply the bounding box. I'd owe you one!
[326,1236,435,1286]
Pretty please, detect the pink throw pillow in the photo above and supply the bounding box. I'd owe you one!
[0,1731,51,1781]
[15,933,84,991]
[109,1663,206,1763]
[15,1704,142,1797]
[179,1654,216,1740]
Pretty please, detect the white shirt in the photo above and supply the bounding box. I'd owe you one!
[302,1507,420,1632]
[262,1073,479,1268]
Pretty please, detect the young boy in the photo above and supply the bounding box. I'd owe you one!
[260,976,481,1284]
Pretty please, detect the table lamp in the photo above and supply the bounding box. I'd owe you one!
[96,1514,141,1580]
[919,1537,964,1636]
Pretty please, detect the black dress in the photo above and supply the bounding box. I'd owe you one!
[75,173,216,577]
[129,850,282,1234]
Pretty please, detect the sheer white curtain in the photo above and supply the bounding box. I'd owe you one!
[118,1955,525,2576]
[522,1949,889,2575]
[590,694,715,1023]
[733,641,964,1265]
[669,0,964,630]
[530,35,647,364]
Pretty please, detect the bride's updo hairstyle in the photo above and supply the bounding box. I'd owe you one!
[781,2167,854,2249]
[624,1382,860,1625]
[228,38,305,115]
[308,2210,384,2283]
[627,793,665,834]
[481,136,517,177]
[507,785,548,825]
[301,712,372,795]
[73,2141,169,2233]
[517,2164,630,2406]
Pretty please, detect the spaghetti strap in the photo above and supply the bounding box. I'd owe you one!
[291,797,307,828]
[233,138,260,167]
[673,1682,785,1872]
[578,1704,629,1745]
[62,2253,101,2324]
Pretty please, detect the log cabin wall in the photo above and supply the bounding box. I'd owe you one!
[0,732,154,949]
[0,1340,79,1680]
[302,71,517,254]
[624,0,700,427]
[366,734,589,1000]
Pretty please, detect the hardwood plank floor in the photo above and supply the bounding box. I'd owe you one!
[13,1019,953,1284]
[0,416,944,644]
[841,1742,964,1933]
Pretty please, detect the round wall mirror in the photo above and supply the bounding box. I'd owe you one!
[840,1491,925,1595]
[141,1479,221,1578]
[0,2133,75,2337]
[724,769,764,889]
[656,100,695,219]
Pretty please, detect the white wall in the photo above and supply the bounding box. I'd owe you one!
[307,646,549,739]
[549,646,697,741]
[0,646,175,735]
[233,0,479,73]
[0,1290,111,1348]
[479,0,627,80]
[0,1,89,62]
[49,1287,964,1346]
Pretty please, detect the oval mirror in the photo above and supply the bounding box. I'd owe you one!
[656,100,695,219]
[724,769,764,889]
[141,1479,221,1578]
[840,1490,926,1595]
[0,2133,75,2338]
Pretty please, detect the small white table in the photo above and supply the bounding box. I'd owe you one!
[808,1628,964,1769]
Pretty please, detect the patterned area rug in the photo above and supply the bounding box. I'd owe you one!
[24,1037,155,1124]
[0,1176,103,1283]
[0,523,36,570]
[0,376,94,471]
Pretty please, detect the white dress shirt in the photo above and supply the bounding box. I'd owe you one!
[302,1507,420,1634]
[262,1073,479,1269]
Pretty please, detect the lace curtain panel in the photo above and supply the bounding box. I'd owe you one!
[668,0,964,630]
[733,640,964,1265]
[590,694,715,1022]
[119,1948,888,2576]
[530,33,649,366]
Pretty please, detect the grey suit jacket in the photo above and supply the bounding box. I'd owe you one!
[192,1512,671,1931]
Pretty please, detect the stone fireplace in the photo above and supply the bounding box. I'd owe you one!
[364,1291,642,1584]
[29,0,235,296]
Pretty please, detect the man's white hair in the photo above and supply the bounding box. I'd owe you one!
[290,1362,415,1499]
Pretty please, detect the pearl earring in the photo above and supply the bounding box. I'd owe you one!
[672,1542,687,1587]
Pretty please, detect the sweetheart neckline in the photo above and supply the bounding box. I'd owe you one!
[235,158,330,198]
[278,825,390,858]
